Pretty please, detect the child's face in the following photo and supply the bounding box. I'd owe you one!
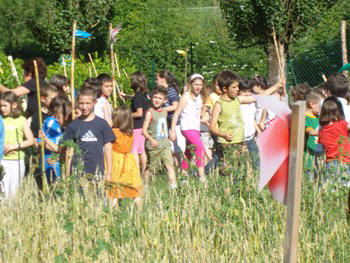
[42,91,58,108]
[311,100,321,115]
[78,95,96,117]
[239,90,251,96]
[56,112,65,126]
[191,78,203,96]
[101,81,113,97]
[156,75,167,87]
[252,85,263,94]
[225,81,239,99]
[213,80,222,95]
[152,93,166,108]
[0,100,13,116]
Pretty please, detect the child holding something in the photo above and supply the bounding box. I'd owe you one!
[319,96,350,186]
[0,92,34,198]
[209,70,285,176]
[63,86,115,180]
[106,107,142,207]
[38,96,72,185]
[143,86,177,189]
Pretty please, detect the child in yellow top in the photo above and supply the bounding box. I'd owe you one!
[0,92,34,198]
[106,106,142,207]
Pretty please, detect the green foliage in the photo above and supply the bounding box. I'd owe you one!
[0,53,24,88]
[220,0,338,48]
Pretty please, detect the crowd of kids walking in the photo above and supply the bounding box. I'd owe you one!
[0,58,349,206]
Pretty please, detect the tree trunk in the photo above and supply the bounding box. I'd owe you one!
[268,40,286,86]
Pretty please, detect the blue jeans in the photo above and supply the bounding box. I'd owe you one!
[325,160,350,186]
[245,138,260,170]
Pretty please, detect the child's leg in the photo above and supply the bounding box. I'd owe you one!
[161,147,177,186]
[140,152,147,175]
[144,149,161,185]
[181,130,206,179]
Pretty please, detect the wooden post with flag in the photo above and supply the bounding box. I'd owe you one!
[71,20,77,120]
[283,101,306,263]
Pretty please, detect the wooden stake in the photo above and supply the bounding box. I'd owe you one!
[7,56,20,85]
[88,53,98,77]
[272,26,286,96]
[283,101,306,263]
[122,68,128,79]
[71,20,76,120]
[322,74,327,82]
[62,56,67,78]
[88,66,92,78]
[341,20,348,77]
[114,53,121,78]
[33,60,48,194]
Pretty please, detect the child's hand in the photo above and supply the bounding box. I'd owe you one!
[224,133,233,142]
[169,130,176,142]
[38,130,46,141]
[4,144,17,154]
[151,139,159,148]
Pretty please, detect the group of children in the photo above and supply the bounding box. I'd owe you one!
[0,57,349,206]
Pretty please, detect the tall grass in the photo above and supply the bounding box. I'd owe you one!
[0,165,348,262]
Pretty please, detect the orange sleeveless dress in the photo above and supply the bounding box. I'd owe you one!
[106,129,143,198]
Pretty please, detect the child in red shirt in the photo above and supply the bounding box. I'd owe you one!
[319,96,350,186]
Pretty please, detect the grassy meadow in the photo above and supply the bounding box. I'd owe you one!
[0,165,349,262]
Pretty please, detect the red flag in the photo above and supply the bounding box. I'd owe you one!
[254,95,291,204]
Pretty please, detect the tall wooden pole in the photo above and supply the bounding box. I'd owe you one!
[283,101,306,263]
[341,20,348,77]
[33,60,48,194]
[62,56,68,78]
[110,23,118,109]
[272,27,286,96]
[71,20,77,120]
[88,53,98,77]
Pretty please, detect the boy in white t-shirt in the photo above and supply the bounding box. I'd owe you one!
[238,79,261,169]
[94,74,113,127]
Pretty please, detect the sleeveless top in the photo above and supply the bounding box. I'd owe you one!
[217,98,244,144]
[146,108,170,150]
[3,116,25,160]
[112,128,133,154]
[180,92,202,131]
[94,96,112,120]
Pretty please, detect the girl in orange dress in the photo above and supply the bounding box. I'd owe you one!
[106,106,143,206]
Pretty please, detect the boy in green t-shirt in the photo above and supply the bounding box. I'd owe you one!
[209,70,285,176]
[304,90,324,180]
[142,86,177,189]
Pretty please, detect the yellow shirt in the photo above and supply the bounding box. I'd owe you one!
[3,116,25,160]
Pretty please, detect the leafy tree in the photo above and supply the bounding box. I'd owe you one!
[220,0,338,84]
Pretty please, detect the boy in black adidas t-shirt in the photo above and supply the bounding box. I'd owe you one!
[63,86,115,179]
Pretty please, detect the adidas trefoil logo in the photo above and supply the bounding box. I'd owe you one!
[81,130,98,142]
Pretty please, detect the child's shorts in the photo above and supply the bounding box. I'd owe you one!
[132,128,146,154]
[200,131,214,149]
[146,146,174,173]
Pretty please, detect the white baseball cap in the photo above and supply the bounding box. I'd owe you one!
[190,73,204,81]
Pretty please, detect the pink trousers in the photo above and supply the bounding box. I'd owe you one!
[181,130,205,170]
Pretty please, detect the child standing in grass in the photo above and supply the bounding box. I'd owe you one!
[130,72,151,175]
[94,74,113,127]
[170,74,208,182]
[143,86,177,189]
[0,92,34,198]
[304,90,324,180]
[38,96,72,185]
[63,86,115,180]
[319,96,350,186]
[210,70,284,177]
[106,107,142,206]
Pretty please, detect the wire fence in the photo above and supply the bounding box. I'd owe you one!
[288,32,350,87]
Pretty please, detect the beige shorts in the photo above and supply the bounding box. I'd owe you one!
[147,146,174,173]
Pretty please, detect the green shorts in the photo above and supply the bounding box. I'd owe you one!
[146,146,174,173]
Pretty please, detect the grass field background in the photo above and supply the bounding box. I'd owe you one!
[0,167,349,262]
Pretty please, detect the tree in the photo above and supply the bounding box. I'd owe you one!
[220,0,338,84]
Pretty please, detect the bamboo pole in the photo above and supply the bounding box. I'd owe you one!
[110,23,118,109]
[283,101,306,263]
[88,53,98,77]
[272,26,286,96]
[33,60,48,194]
[322,74,327,82]
[341,20,348,77]
[62,56,67,78]
[114,53,121,78]
[88,66,92,78]
[71,20,76,120]
[7,56,20,85]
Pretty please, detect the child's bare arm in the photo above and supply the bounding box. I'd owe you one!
[306,128,319,136]
[170,95,187,132]
[21,120,35,148]
[132,107,143,118]
[103,101,113,127]
[260,77,286,96]
[258,109,267,130]
[209,102,232,141]
[65,147,74,177]
[254,121,262,134]
[142,111,158,148]
[104,142,113,181]
[38,130,59,152]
